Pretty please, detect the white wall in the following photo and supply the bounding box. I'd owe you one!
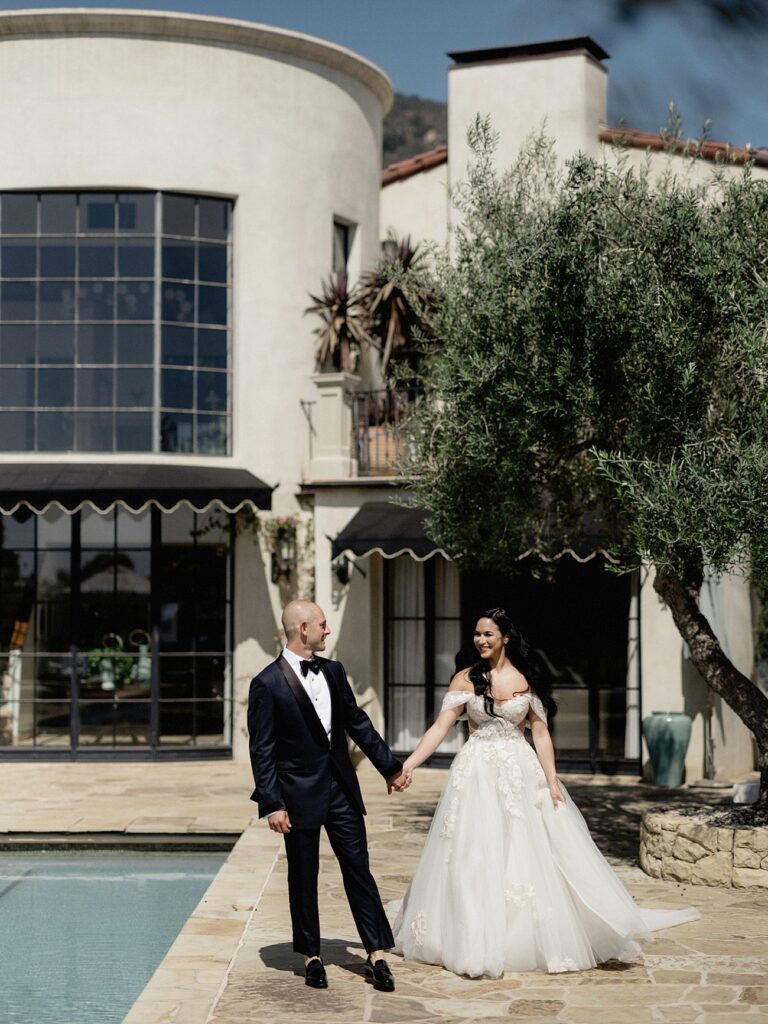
[602,141,768,185]
[313,489,391,731]
[380,162,449,249]
[640,567,755,781]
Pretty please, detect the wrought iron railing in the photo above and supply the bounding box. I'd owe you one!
[349,389,416,477]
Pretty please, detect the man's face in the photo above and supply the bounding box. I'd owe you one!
[304,606,331,652]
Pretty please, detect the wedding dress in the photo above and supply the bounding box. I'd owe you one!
[392,691,699,978]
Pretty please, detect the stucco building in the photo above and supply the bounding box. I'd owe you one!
[0,12,762,783]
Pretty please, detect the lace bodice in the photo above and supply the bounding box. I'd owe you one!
[441,689,547,738]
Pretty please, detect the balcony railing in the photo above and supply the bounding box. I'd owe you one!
[350,389,416,477]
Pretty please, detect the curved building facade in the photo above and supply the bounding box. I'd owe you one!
[0,9,391,758]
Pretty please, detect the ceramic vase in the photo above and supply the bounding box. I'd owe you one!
[642,710,692,787]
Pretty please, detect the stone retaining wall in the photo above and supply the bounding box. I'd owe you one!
[640,810,768,887]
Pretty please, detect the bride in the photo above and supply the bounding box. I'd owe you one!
[392,608,699,978]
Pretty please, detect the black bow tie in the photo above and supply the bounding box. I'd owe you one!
[300,657,322,678]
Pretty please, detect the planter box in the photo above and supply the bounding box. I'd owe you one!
[640,809,768,888]
[359,424,407,476]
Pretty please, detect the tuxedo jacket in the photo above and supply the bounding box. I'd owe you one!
[248,655,402,829]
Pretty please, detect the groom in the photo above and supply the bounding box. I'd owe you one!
[248,600,407,992]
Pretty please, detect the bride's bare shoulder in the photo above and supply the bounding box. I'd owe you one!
[448,670,474,694]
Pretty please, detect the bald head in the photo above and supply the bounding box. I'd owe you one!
[282,600,322,641]
[282,600,330,655]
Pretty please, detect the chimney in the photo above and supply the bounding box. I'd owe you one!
[447,37,609,189]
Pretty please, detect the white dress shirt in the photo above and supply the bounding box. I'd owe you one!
[282,646,332,740]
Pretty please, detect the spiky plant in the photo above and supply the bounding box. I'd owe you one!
[306,271,371,372]
[360,233,432,375]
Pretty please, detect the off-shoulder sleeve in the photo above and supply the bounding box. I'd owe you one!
[526,693,548,727]
[441,691,473,712]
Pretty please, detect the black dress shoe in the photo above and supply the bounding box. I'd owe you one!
[365,955,395,992]
[305,957,328,988]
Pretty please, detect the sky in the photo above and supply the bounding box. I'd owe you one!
[2,0,766,148]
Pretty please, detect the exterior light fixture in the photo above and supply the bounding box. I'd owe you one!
[332,554,351,585]
[271,525,296,583]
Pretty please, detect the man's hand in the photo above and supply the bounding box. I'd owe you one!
[267,809,292,833]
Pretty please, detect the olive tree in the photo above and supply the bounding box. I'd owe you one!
[401,119,768,802]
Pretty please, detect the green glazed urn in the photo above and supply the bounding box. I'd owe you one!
[642,710,692,787]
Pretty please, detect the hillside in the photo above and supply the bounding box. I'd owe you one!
[383,93,448,167]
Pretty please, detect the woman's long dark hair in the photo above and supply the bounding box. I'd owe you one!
[468,608,557,721]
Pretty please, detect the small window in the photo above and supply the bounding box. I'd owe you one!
[332,219,354,275]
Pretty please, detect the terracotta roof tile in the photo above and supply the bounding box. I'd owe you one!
[382,145,448,186]
[600,126,768,168]
[380,128,768,191]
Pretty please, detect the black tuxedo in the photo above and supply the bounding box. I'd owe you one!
[248,654,402,955]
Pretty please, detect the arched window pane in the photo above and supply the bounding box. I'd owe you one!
[163,195,195,237]
[2,194,37,233]
[2,240,37,277]
[40,242,75,278]
[78,324,114,364]
[81,195,116,232]
[1,325,35,363]
[117,324,153,364]
[118,238,154,277]
[39,325,75,364]
[118,193,155,233]
[0,367,34,405]
[162,325,194,366]
[1,281,35,320]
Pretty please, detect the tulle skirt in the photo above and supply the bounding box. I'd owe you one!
[392,731,698,977]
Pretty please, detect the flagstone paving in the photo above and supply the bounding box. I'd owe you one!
[1,761,766,1023]
[204,769,768,1024]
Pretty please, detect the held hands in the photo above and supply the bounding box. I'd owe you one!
[387,767,413,794]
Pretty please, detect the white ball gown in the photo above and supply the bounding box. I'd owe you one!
[393,690,699,978]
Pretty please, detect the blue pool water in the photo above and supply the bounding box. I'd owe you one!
[0,851,227,1024]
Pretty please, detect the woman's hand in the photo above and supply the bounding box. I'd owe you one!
[398,758,417,790]
[549,779,565,809]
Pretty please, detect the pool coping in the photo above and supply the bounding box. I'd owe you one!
[120,821,282,1024]
[0,832,240,851]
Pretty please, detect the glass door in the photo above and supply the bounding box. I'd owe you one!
[0,504,233,756]
[77,507,153,748]
[384,555,463,758]
[460,558,635,771]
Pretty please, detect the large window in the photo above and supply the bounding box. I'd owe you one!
[0,191,231,453]
[0,505,233,754]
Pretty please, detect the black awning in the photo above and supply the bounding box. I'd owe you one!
[0,463,273,515]
[331,501,445,561]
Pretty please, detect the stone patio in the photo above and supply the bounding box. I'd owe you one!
[1,762,767,1023]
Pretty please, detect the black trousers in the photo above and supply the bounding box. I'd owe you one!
[283,775,394,957]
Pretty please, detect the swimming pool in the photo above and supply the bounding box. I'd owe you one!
[0,851,227,1024]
